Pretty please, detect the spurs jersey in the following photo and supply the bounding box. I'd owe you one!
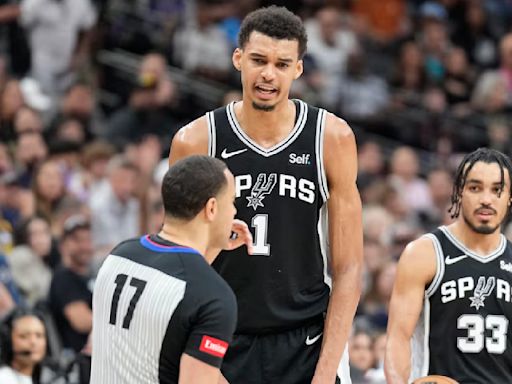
[90,235,236,383]
[208,99,331,334]
[411,226,512,384]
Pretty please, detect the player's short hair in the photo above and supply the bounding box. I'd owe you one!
[162,156,228,220]
[238,6,308,59]
[449,147,512,218]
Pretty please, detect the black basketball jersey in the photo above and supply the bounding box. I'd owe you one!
[90,235,237,383]
[411,226,512,384]
[207,99,331,334]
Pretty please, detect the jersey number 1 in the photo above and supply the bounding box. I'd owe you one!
[252,214,270,256]
[109,273,147,330]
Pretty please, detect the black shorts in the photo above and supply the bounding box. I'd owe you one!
[221,319,342,384]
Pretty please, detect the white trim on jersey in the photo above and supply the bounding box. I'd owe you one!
[315,109,329,202]
[423,234,445,298]
[91,255,186,384]
[410,299,431,382]
[207,111,216,157]
[440,226,506,263]
[225,100,307,157]
[318,203,331,288]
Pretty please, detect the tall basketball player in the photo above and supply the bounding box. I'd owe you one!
[385,148,512,384]
[169,6,363,384]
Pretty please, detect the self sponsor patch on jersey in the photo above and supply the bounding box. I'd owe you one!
[199,335,228,358]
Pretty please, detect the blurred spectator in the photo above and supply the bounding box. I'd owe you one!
[0,78,24,143]
[8,216,56,305]
[417,2,451,83]
[419,168,453,229]
[31,159,67,231]
[305,7,358,103]
[357,140,385,192]
[106,53,178,148]
[362,260,397,330]
[53,82,103,139]
[89,155,140,253]
[349,330,375,384]
[332,49,390,122]
[13,105,44,136]
[388,146,432,212]
[452,0,498,70]
[365,332,386,383]
[19,0,97,97]
[172,0,233,81]
[389,40,427,107]
[441,47,475,111]
[473,32,512,111]
[49,215,93,354]
[14,131,48,188]
[67,140,116,204]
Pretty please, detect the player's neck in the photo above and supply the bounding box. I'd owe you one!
[236,99,295,147]
[159,221,207,257]
[448,221,502,257]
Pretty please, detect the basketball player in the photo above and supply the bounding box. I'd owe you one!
[90,156,253,383]
[385,148,512,384]
[169,6,363,383]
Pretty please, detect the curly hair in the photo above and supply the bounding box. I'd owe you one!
[238,6,308,59]
[449,148,512,218]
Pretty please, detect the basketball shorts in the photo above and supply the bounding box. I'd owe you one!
[221,318,351,384]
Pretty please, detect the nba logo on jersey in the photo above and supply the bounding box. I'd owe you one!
[246,173,277,211]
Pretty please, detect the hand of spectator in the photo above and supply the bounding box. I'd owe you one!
[225,219,253,255]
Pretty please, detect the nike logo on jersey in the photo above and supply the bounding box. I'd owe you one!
[305,332,323,346]
[221,148,248,159]
[445,254,468,265]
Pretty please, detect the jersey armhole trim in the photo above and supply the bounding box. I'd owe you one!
[423,233,445,298]
[315,109,329,202]
[207,111,216,157]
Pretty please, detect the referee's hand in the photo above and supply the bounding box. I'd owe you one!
[226,219,254,255]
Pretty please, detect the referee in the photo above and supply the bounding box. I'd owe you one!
[90,156,252,383]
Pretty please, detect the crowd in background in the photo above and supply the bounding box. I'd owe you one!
[1,0,512,383]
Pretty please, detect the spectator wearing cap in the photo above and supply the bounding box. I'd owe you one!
[89,155,140,254]
[48,215,93,354]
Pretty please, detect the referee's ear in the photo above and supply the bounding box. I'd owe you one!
[204,197,218,222]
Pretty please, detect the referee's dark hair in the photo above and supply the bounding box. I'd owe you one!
[449,147,512,218]
[238,6,308,59]
[162,156,228,220]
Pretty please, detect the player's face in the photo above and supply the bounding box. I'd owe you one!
[212,170,237,249]
[11,316,47,365]
[460,161,512,234]
[233,31,303,112]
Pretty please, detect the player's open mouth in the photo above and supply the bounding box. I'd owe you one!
[255,85,277,99]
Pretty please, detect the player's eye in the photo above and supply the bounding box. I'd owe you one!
[253,58,265,65]
[277,62,289,69]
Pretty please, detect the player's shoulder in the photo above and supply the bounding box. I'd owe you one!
[398,235,438,279]
[169,115,209,161]
[323,111,354,142]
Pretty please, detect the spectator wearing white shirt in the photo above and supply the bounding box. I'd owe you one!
[89,155,140,253]
[19,0,97,96]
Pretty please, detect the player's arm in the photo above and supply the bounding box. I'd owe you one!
[313,114,363,383]
[385,237,437,384]
[168,116,209,166]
